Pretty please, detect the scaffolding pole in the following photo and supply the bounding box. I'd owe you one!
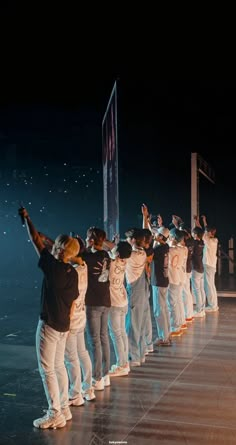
[191,152,198,227]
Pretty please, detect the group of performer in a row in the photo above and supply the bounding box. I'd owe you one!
[18,204,218,429]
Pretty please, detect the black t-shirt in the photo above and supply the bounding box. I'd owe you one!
[185,237,194,273]
[83,249,111,307]
[38,249,78,332]
[192,239,204,273]
[151,243,169,288]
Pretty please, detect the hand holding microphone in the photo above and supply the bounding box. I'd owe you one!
[18,205,28,226]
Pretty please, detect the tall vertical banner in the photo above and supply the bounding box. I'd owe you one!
[102,81,119,241]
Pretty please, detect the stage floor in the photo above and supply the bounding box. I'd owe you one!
[1,288,236,444]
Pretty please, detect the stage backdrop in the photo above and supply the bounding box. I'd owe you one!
[102,81,119,241]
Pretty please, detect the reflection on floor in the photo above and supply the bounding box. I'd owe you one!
[1,297,236,445]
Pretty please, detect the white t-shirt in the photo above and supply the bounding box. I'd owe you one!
[203,233,218,268]
[70,262,88,331]
[168,245,181,285]
[125,247,146,284]
[109,257,128,307]
[177,245,188,285]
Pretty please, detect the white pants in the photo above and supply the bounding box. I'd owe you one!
[167,283,183,332]
[182,272,194,318]
[36,319,69,415]
[204,265,218,309]
[108,305,128,366]
[152,285,170,341]
[65,327,93,395]
[191,270,206,312]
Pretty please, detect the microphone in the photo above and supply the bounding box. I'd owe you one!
[18,203,25,226]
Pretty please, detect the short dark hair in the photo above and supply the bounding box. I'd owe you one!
[142,228,152,243]
[117,241,132,259]
[169,228,185,242]
[206,225,216,233]
[87,227,106,246]
[192,227,204,238]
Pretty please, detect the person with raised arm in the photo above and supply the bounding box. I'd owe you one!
[201,215,219,312]
[125,228,147,367]
[191,216,206,318]
[83,227,111,391]
[18,207,80,429]
[151,226,171,346]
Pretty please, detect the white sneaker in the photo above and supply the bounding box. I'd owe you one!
[109,365,129,377]
[129,361,141,367]
[124,362,130,373]
[68,394,85,406]
[61,407,72,421]
[205,306,219,312]
[193,310,206,318]
[103,374,110,387]
[33,412,66,429]
[109,363,118,372]
[82,388,96,401]
[92,378,104,391]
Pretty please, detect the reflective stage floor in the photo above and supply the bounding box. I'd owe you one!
[1,289,236,445]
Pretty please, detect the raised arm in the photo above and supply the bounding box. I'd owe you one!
[193,215,202,229]
[102,238,116,251]
[201,215,207,229]
[141,203,152,231]
[172,214,183,229]
[18,207,45,256]
[38,231,54,250]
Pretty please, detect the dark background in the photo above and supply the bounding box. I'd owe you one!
[1,76,236,285]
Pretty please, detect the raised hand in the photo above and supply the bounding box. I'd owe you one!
[141,203,149,217]
[18,206,29,224]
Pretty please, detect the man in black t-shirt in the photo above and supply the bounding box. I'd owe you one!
[18,207,79,429]
[191,226,206,318]
[83,227,111,391]
[181,228,194,322]
[151,227,171,346]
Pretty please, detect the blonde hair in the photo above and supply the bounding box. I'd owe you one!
[52,235,80,259]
